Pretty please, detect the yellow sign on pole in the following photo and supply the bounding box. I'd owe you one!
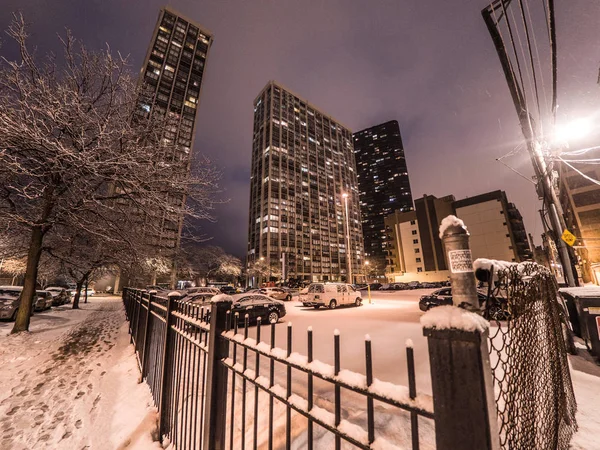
[561,229,577,247]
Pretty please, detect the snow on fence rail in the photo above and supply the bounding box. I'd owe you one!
[221,311,434,450]
[122,288,435,450]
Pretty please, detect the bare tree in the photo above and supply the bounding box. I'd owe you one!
[0,15,219,332]
[247,259,281,283]
[178,244,242,285]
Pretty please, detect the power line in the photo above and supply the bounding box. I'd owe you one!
[496,157,537,183]
[558,157,600,187]
[516,0,543,132]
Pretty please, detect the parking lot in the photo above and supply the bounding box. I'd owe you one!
[251,288,438,393]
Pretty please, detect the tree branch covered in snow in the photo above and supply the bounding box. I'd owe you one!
[0,14,220,331]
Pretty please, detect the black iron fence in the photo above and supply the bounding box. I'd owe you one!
[124,287,505,450]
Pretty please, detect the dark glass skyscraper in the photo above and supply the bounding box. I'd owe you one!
[138,7,213,249]
[353,120,413,269]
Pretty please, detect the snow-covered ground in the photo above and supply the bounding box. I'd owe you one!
[0,296,160,450]
[0,290,598,449]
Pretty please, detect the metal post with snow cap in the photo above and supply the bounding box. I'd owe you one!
[439,215,479,310]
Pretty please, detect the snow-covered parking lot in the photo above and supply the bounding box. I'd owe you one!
[277,289,437,392]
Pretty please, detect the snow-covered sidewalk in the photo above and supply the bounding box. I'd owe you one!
[0,296,160,450]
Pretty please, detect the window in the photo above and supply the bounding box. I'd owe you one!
[415,249,420,254]
[416,258,421,263]
[413,239,419,244]
[417,267,423,273]
[410,220,416,225]
[412,230,417,235]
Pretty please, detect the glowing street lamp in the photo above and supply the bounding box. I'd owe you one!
[554,118,593,145]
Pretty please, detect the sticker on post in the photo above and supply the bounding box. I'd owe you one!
[448,249,473,273]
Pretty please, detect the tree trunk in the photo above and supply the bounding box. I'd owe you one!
[11,227,44,333]
[84,277,89,303]
[72,278,85,309]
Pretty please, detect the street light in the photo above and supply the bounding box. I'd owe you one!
[342,192,352,284]
[554,118,593,145]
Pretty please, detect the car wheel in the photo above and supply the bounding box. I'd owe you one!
[286,294,292,301]
[267,311,279,324]
[11,308,18,321]
[355,298,362,307]
[329,300,337,309]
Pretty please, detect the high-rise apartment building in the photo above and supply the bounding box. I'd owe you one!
[353,121,413,271]
[247,81,364,284]
[138,7,213,249]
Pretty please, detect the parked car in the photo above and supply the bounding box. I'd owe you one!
[259,287,293,301]
[419,288,488,312]
[300,283,362,309]
[419,282,438,289]
[35,290,54,310]
[230,293,286,324]
[185,287,221,296]
[185,293,215,306]
[220,286,238,295]
[368,283,382,291]
[46,287,69,306]
[146,285,167,292]
[0,287,22,321]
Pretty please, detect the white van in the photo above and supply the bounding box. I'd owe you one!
[300,283,362,309]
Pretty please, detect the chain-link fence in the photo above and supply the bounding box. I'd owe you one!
[484,262,577,450]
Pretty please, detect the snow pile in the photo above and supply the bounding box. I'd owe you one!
[420,305,489,333]
[473,258,519,281]
[570,367,600,449]
[438,215,468,238]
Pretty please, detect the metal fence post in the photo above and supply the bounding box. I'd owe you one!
[158,292,178,439]
[203,298,232,450]
[140,293,154,376]
[440,215,479,309]
[424,215,500,450]
[424,326,500,450]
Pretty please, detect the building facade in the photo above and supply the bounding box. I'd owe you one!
[138,7,213,250]
[558,161,600,283]
[384,195,454,282]
[453,190,532,263]
[384,190,531,282]
[353,121,413,271]
[247,81,364,284]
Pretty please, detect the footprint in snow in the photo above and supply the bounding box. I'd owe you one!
[75,391,85,400]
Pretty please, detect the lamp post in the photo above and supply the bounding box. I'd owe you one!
[365,260,372,304]
[342,193,352,284]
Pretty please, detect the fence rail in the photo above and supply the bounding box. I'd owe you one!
[123,288,435,450]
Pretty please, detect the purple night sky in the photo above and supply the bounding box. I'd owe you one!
[2,0,599,258]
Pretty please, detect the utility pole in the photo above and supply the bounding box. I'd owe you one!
[482,2,576,286]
